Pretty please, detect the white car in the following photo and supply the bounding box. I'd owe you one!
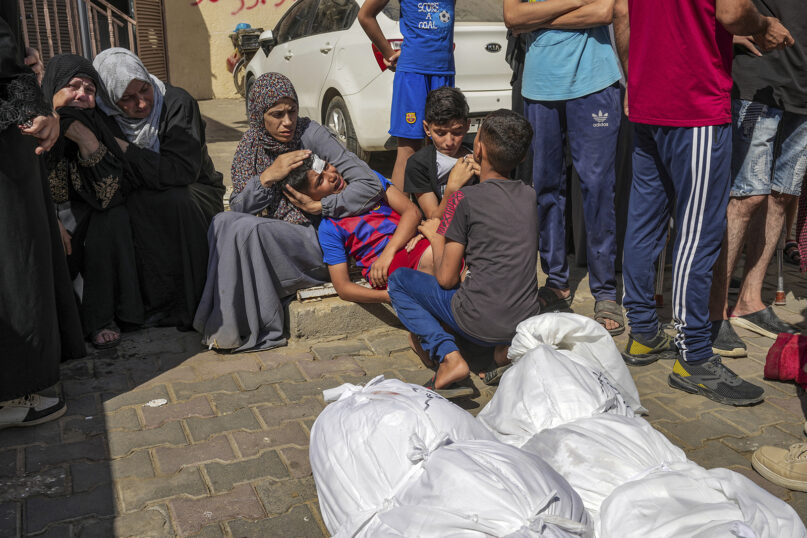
[245,0,512,159]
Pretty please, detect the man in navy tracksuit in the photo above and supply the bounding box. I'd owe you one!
[614,0,791,406]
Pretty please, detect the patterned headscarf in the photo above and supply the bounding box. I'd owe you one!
[231,73,311,224]
[93,48,166,152]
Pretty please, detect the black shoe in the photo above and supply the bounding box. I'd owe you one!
[731,307,800,339]
[668,355,764,406]
[621,328,679,366]
[711,320,747,358]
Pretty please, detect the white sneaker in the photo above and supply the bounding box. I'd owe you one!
[0,394,66,429]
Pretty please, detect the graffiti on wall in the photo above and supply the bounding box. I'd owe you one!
[190,0,292,15]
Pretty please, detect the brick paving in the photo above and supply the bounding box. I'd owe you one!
[2,260,806,536]
[2,100,804,535]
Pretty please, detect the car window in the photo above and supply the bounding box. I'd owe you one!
[312,0,359,35]
[275,0,319,44]
[380,0,503,23]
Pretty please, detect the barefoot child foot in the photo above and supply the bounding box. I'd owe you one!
[433,350,470,389]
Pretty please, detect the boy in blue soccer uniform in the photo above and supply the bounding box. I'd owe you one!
[359,0,456,192]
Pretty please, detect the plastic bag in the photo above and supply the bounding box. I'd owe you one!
[521,414,687,520]
[310,376,494,536]
[599,461,806,537]
[348,439,593,538]
[477,345,634,447]
[507,313,644,413]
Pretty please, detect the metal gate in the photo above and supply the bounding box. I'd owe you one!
[19,0,168,81]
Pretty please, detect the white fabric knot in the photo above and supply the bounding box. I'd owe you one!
[407,432,451,464]
[322,375,386,402]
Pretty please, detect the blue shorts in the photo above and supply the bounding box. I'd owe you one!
[389,71,454,140]
[731,99,807,197]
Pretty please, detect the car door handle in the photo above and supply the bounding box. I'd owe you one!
[284,51,293,60]
[320,44,333,54]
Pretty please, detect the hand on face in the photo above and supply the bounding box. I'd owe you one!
[447,154,479,190]
[304,163,346,201]
[260,149,311,187]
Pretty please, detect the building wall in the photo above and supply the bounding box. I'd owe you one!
[163,0,294,99]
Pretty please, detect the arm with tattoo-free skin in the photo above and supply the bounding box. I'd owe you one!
[504,0,594,34]
[418,218,464,289]
[358,0,400,69]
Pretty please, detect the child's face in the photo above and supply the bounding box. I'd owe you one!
[303,162,347,201]
[424,119,470,157]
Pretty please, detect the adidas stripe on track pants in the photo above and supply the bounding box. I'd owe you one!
[622,123,731,363]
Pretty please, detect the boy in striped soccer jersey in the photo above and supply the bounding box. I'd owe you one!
[283,154,435,305]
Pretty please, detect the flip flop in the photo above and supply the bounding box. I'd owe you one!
[482,363,512,386]
[537,286,573,312]
[90,323,121,350]
[423,375,474,399]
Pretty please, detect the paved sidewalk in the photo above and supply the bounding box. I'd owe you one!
[2,100,804,535]
[2,260,806,536]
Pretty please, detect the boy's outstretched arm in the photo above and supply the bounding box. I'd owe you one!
[368,185,423,288]
[358,0,399,68]
[328,263,390,303]
[419,218,464,289]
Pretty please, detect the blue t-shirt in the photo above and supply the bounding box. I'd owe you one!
[396,0,455,75]
[318,174,400,279]
[521,23,620,101]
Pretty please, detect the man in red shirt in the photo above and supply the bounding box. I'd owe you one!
[613,0,792,405]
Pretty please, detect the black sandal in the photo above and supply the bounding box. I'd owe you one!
[90,322,121,350]
[594,300,625,336]
[784,241,801,266]
[482,363,512,386]
[537,286,573,312]
[423,375,474,399]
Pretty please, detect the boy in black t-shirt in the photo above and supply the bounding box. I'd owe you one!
[404,87,479,219]
[388,110,540,392]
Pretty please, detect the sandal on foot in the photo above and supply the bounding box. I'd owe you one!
[594,300,625,336]
[90,323,121,350]
[424,375,474,399]
[784,241,801,266]
[482,363,512,386]
[537,286,573,312]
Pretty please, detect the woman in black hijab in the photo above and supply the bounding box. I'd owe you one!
[0,4,85,428]
[43,53,144,348]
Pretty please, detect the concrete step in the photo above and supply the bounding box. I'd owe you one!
[287,294,402,343]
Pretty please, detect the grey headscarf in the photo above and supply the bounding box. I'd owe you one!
[93,47,166,151]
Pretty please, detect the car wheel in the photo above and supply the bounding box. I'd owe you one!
[244,75,254,118]
[324,96,368,162]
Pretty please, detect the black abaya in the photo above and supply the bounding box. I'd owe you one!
[104,85,225,328]
[0,4,85,400]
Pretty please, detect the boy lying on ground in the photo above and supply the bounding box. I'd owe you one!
[282,154,436,303]
[405,87,479,219]
[387,109,541,392]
